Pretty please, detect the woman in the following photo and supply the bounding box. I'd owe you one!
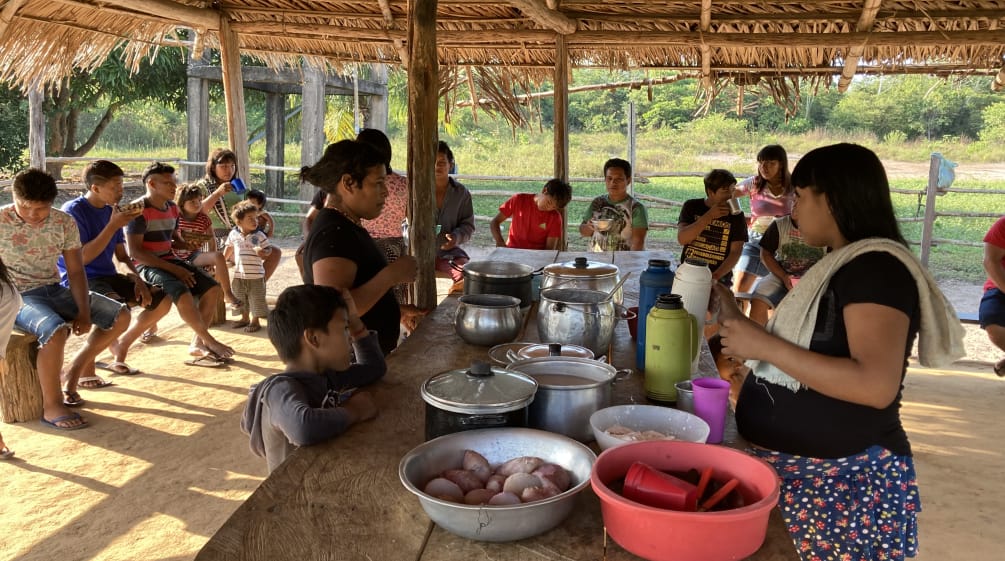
[732,145,794,299]
[197,148,282,281]
[300,140,417,355]
[433,141,475,283]
[715,143,965,560]
[0,257,20,458]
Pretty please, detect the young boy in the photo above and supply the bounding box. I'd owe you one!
[490,178,572,250]
[224,201,272,332]
[244,189,276,238]
[0,169,131,429]
[676,169,749,284]
[241,284,381,473]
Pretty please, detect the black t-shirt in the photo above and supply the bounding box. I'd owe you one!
[302,209,400,355]
[677,199,748,274]
[735,252,921,458]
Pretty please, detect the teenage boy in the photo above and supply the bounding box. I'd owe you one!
[241,285,381,472]
[980,215,1005,376]
[490,178,572,250]
[125,162,234,366]
[58,160,174,375]
[0,169,130,429]
[677,169,749,284]
[579,158,648,251]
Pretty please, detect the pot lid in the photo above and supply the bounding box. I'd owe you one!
[421,361,537,414]
[517,343,594,360]
[543,256,619,278]
[463,260,534,279]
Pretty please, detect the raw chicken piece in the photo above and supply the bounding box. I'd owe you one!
[488,491,521,505]
[462,450,492,482]
[605,424,635,436]
[521,485,559,502]
[485,474,507,493]
[464,488,497,505]
[532,463,571,492]
[442,469,484,493]
[502,472,542,495]
[495,456,544,476]
[424,477,464,502]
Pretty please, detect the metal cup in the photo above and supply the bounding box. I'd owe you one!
[727,197,742,215]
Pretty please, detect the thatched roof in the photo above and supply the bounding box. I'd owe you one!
[2,0,1005,93]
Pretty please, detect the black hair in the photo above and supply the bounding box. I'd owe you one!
[790,143,907,247]
[299,140,385,196]
[356,128,393,174]
[206,148,238,184]
[12,168,57,203]
[437,140,455,165]
[175,183,204,208]
[268,285,347,362]
[142,162,176,185]
[704,169,737,194]
[230,200,259,224]
[753,144,792,195]
[245,189,267,207]
[0,256,14,296]
[603,158,632,181]
[83,160,125,188]
[542,178,572,209]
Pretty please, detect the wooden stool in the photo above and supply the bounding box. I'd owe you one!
[0,330,43,423]
[211,297,227,326]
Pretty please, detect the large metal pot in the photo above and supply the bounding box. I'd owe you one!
[463,261,536,308]
[454,294,523,346]
[537,288,634,357]
[507,356,631,442]
[421,361,538,440]
[541,257,623,304]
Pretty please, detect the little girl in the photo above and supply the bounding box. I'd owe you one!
[225,200,272,332]
[175,184,240,310]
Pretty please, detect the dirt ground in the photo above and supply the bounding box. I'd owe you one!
[1,239,1002,561]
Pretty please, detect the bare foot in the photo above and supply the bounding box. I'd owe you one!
[205,340,235,359]
[231,320,250,329]
[244,322,261,333]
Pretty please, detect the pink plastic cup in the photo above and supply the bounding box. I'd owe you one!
[692,378,730,444]
[622,461,698,511]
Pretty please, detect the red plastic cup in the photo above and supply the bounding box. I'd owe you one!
[627,306,639,339]
[622,461,698,511]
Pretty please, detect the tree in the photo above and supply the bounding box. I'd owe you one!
[44,46,188,178]
[0,84,28,173]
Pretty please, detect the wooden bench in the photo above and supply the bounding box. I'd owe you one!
[0,330,44,423]
[959,311,980,325]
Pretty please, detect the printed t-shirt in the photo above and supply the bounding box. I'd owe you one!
[759,216,826,277]
[581,194,648,252]
[983,216,1005,292]
[735,177,794,234]
[363,172,408,239]
[499,193,563,250]
[677,198,748,273]
[58,196,120,284]
[0,205,81,291]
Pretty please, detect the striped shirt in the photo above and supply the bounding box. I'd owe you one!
[126,198,180,260]
[226,228,269,280]
[174,211,214,260]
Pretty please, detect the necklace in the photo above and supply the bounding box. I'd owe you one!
[331,206,362,226]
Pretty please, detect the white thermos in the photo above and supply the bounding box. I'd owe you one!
[669,258,713,373]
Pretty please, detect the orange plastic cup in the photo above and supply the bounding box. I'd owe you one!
[622,461,698,511]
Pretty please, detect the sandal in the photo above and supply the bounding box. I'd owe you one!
[62,390,85,407]
[41,412,89,431]
[995,358,1005,378]
[77,376,113,389]
[0,446,13,460]
[184,354,226,368]
[140,330,160,344]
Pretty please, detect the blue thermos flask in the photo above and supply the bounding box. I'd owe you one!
[636,259,675,371]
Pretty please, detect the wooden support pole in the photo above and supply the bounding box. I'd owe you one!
[919,153,940,266]
[28,83,45,171]
[218,15,251,180]
[407,0,439,311]
[553,35,569,249]
[186,45,210,182]
[838,0,883,92]
[300,62,326,201]
[92,0,218,30]
[264,92,286,196]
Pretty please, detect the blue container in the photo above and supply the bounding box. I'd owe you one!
[636,259,675,371]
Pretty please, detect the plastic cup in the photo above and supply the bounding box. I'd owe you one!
[622,461,698,511]
[627,306,639,339]
[691,378,730,444]
[229,177,247,193]
[674,380,694,414]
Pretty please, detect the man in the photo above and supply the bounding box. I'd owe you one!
[490,178,572,250]
[980,215,1005,376]
[676,169,748,284]
[126,162,234,366]
[579,158,648,251]
[58,160,174,375]
[0,169,130,429]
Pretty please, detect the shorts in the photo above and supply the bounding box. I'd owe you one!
[750,274,788,307]
[736,239,770,277]
[979,287,1005,329]
[15,283,126,346]
[232,277,268,319]
[89,274,169,311]
[138,260,219,303]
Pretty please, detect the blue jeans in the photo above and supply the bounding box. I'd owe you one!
[15,284,126,346]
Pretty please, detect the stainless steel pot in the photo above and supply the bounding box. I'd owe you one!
[541,257,623,304]
[462,261,536,308]
[507,356,631,442]
[454,294,523,346]
[421,362,538,440]
[537,288,634,357]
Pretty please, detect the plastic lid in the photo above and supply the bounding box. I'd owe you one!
[682,258,710,268]
[544,257,619,278]
[421,361,538,414]
[647,259,671,268]
[654,293,684,310]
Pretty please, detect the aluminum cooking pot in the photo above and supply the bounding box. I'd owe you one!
[537,288,635,357]
[421,361,538,440]
[454,294,523,346]
[541,257,623,304]
[462,261,537,308]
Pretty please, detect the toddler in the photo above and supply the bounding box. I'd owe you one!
[175,184,239,309]
[245,189,276,238]
[225,200,271,332]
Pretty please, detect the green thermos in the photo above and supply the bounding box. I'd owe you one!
[644,294,699,402]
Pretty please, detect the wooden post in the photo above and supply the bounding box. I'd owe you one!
[407,0,439,310]
[919,153,940,266]
[186,46,210,182]
[366,64,390,131]
[553,34,570,249]
[28,82,46,171]
[218,15,251,181]
[264,92,286,196]
[300,62,326,202]
[0,332,43,423]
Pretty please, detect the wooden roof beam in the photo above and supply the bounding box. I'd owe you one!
[93,0,218,30]
[838,0,883,92]
[699,0,711,87]
[507,0,576,35]
[0,0,27,40]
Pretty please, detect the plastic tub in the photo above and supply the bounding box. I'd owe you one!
[591,440,780,561]
[590,404,710,450]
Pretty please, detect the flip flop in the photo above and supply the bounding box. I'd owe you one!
[140,331,161,344]
[41,412,89,431]
[96,361,140,375]
[62,390,85,407]
[0,446,14,460]
[995,359,1005,378]
[185,355,225,368]
[207,351,236,364]
[77,376,113,389]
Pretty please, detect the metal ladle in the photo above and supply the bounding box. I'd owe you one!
[603,271,632,301]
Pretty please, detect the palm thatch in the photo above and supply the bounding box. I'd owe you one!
[2,0,1004,96]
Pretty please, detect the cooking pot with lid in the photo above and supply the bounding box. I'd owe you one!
[421,361,538,440]
[541,257,623,304]
[537,288,635,357]
[462,261,536,308]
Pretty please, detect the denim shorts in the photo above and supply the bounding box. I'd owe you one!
[750,274,788,307]
[979,287,1005,329]
[736,237,770,277]
[138,260,218,302]
[15,284,126,346]
[89,274,169,311]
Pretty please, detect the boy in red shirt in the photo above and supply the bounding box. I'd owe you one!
[489,179,572,250]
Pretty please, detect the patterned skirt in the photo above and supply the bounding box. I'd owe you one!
[749,445,921,561]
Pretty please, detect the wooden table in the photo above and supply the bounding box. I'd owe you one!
[197,249,798,561]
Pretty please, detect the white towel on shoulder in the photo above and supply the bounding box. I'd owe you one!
[746,237,967,391]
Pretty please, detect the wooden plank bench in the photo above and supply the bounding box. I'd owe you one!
[0,330,44,423]
[959,311,980,325]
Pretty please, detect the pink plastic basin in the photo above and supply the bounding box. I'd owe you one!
[591,440,780,561]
